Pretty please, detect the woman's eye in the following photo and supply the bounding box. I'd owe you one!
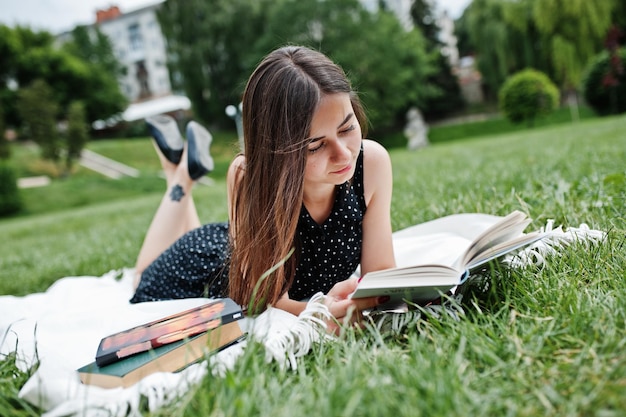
[308,142,324,153]
[339,124,356,135]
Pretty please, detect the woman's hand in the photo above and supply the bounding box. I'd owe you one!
[323,277,388,335]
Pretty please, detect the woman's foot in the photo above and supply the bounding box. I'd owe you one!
[146,115,184,164]
[186,121,214,180]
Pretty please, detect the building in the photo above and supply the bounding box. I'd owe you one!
[58,2,190,124]
[95,3,171,102]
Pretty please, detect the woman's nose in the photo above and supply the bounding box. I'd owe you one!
[330,140,351,162]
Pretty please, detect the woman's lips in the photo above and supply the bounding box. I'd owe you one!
[332,164,352,175]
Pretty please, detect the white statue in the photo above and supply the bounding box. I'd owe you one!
[405,107,429,150]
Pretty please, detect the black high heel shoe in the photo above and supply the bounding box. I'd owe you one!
[145,115,184,164]
[186,121,214,180]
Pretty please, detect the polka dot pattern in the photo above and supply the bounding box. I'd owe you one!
[289,151,366,300]
[130,222,230,303]
[131,148,366,303]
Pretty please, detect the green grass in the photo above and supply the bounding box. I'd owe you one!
[428,105,597,144]
[1,115,625,416]
[8,131,240,216]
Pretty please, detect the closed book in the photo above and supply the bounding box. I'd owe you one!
[96,298,242,367]
[78,320,244,389]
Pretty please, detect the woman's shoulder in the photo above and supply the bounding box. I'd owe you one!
[227,154,246,179]
[360,139,392,203]
[227,154,246,198]
[229,154,246,170]
[362,139,391,169]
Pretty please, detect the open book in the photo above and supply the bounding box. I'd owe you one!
[351,210,544,306]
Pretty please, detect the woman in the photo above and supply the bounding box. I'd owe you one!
[131,46,396,330]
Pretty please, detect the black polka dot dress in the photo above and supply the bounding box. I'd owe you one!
[131,148,366,303]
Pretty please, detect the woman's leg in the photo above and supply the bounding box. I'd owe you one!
[134,142,201,283]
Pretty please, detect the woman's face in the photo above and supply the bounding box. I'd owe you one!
[303,93,362,188]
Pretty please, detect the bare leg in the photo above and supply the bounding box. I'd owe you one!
[134,142,201,286]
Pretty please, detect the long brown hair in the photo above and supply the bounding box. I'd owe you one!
[228,45,367,312]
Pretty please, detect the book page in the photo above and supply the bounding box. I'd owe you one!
[466,231,544,269]
[392,233,471,268]
[459,211,531,267]
[392,213,505,241]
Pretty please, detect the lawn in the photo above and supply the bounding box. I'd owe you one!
[1,114,625,416]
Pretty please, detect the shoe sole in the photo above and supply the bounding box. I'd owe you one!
[186,121,214,180]
[145,115,184,164]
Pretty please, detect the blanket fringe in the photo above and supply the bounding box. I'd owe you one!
[504,220,607,268]
[255,292,332,370]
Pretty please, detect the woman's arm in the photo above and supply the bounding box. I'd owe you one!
[360,139,396,275]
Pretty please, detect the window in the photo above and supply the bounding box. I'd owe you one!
[128,23,143,51]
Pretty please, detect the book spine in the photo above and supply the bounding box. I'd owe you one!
[96,309,243,366]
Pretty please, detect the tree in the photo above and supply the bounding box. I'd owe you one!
[532,0,617,91]
[582,46,626,116]
[409,0,465,120]
[460,0,619,104]
[60,26,128,124]
[17,79,60,161]
[66,101,89,171]
[0,25,126,128]
[462,0,517,98]
[253,0,435,134]
[159,0,434,138]
[157,0,268,128]
[0,104,8,159]
[0,162,22,217]
[63,26,125,77]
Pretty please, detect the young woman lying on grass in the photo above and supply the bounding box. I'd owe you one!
[131,45,396,333]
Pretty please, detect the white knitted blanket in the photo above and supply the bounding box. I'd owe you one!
[0,214,605,416]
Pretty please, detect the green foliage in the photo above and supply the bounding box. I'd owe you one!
[61,26,128,122]
[410,0,465,120]
[463,0,521,97]
[316,5,434,135]
[460,0,620,96]
[0,352,41,416]
[0,24,126,127]
[498,69,559,125]
[159,0,434,137]
[532,0,616,89]
[63,26,125,77]
[582,48,626,116]
[65,101,89,170]
[157,0,267,128]
[420,51,466,121]
[0,104,9,159]
[16,79,60,161]
[0,162,22,216]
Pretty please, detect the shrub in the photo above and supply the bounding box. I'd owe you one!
[582,48,626,116]
[66,101,89,171]
[498,69,559,126]
[0,163,22,216]
[17,79,60,161]
[0,104,9,160]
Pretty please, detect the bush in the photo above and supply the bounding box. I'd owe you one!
[66,101,89,171]
[582,48,626,116]
[17,79,61,161]
[0,163,22,216]
[498,69,559,126]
